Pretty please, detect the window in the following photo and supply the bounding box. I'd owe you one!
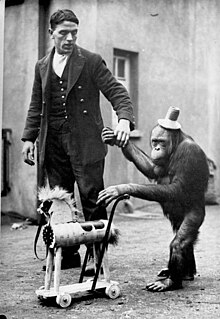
[113,56,129,89]
[113,49,138,129]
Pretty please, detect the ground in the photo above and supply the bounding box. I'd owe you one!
[0,203,220,319]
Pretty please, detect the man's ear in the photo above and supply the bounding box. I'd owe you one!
[48,28,54,38]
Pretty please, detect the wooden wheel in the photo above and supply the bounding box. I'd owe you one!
[105,284,121,299]
[56,293,72,308]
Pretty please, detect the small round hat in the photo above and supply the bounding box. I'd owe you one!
[158,106,181,130]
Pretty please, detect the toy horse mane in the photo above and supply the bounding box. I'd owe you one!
[38,185,76,208]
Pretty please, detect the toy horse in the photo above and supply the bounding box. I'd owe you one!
[36,185,121,307]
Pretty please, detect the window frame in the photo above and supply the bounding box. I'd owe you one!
[113,48,139,131]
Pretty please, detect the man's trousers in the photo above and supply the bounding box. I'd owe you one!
[44,124,107,222]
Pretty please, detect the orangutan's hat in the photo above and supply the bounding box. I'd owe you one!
[158,106,181,130]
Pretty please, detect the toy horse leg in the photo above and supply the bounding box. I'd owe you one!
[54,247,62,294]
[93,243,110,282]
[44,248,54,290]
[93,243,99,273]
[102,249,110,282]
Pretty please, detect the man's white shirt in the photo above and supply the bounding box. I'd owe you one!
[53,51,69,77]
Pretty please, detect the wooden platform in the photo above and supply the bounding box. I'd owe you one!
[36,279,118,297]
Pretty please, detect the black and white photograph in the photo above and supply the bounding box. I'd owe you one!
[0,0,219,318]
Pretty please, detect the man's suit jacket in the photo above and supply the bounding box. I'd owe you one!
[22,45,135,177]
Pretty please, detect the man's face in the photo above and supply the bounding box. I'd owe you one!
[50,20,78,54]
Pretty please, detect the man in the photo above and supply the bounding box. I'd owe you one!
[22,9,135,272]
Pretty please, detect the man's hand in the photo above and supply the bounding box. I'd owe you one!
[114,119,130,148]
[22,141,35,166]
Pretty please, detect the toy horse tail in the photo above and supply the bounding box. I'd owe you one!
[108,227,121,246]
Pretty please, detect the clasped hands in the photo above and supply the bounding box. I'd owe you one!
[97,125,129,207]
[104,119,130,148]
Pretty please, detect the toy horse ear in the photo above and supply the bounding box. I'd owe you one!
[41,200,53,214]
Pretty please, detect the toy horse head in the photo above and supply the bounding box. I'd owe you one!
[38,185,79,224]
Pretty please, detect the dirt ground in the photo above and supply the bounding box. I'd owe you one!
[0,203,220,319]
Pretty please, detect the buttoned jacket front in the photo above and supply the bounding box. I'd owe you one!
[22,45,135,176]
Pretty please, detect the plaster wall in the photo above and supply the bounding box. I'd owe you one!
[0,0,5,225]
[2,0,39,217]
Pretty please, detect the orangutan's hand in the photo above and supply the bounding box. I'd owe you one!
[101,127,116,146]
[97,184,129,207]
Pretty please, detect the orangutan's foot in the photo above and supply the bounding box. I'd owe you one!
[145,278,182,292]
[157,268,194,281]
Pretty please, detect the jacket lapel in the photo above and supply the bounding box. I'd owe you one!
[39,49,54,100]
[38,46,85,99]
[67,46,85,96]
